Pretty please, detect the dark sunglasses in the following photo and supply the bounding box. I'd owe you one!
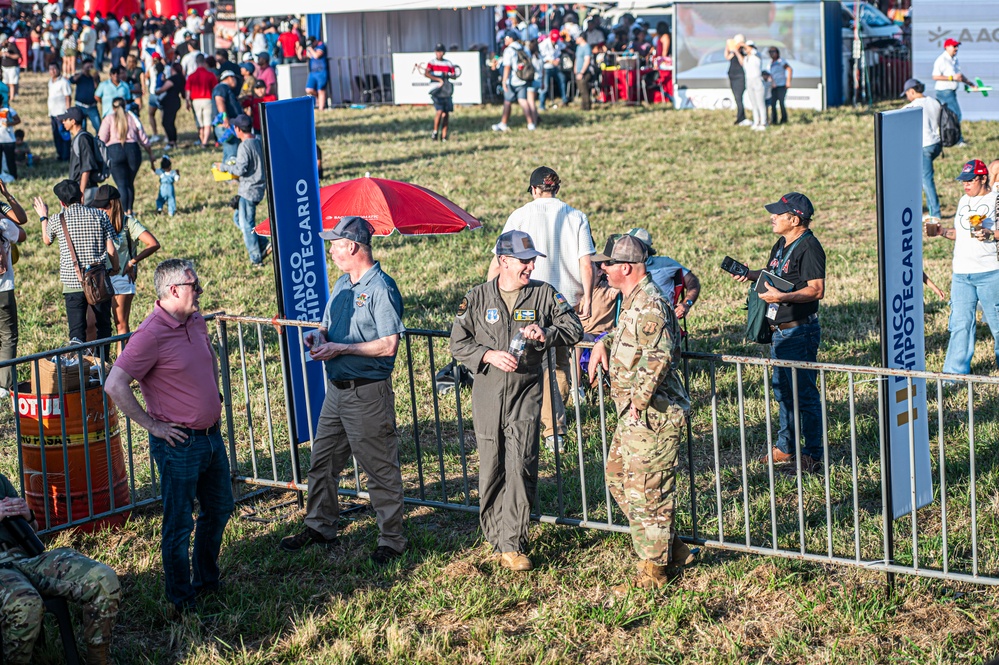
[172,280,202,292]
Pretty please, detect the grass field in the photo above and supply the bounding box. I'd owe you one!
[4,70,999,664]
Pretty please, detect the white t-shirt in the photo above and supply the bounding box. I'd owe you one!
[932,52,960,91]
[498,197,596,305]
[0,216,19,292]
[502,42,528,86]
[952,191,999,274]
[903,95,942,147]
[539,38,562,70]
[181,50,203,76]
[744,51,764,85]
[0,108,17,144]
[186,16,204,35]
[48,76,72,117]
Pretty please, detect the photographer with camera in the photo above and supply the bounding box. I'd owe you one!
[728,192,825,475]
[0,472,120,665]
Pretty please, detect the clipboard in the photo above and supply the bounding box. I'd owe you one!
[754,271,793,294]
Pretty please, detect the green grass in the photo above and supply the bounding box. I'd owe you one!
[5,70,999,664]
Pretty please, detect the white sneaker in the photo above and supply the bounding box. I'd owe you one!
[751,124,766,131]
[738,119,753,127]
[149,134,161,143]
[527,123,536,131]
[491,123,509,132]
[955,141,969,148]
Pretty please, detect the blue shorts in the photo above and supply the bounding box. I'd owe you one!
[432,96,453,112]
[504,83,528,102]
[307,70,328,91]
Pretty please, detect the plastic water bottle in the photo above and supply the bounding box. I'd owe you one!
[508,329,526,359]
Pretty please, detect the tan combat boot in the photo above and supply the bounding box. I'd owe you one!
[670,534,697,567]
[499,551,533,571]
[611,560,675,597]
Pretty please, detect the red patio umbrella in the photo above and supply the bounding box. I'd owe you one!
[255,176,482,237]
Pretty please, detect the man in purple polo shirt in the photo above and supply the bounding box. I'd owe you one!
[105,258,233,615]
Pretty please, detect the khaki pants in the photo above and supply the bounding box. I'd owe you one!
[540,345,572,438]
[304,378,407,553]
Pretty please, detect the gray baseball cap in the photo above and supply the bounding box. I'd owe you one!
[626,227,657,256]
[319,216,374,244]
[495,230,546,260]
[592,234,649,264]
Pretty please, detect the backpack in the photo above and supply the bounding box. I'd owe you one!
[939,104,961,148]
[513,46,535,83]
[72,131,110,183]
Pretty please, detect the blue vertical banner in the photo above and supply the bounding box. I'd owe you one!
[262,97,328,444]
[875,107,933,519]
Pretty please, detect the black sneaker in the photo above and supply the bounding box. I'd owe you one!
[279,527,337,552]
[369,545,403,565]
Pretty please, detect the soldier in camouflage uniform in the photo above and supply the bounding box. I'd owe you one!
[0,473,120,665]
[587,235,693,595]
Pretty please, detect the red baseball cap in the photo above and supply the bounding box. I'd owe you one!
[944,38,960,48]
[550,29,560,41]
[956,160,988,181]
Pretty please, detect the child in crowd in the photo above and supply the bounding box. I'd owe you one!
[155,156,180,216]
[13,129,31,166]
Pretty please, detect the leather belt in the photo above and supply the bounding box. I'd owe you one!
[179,422,221,437]
[331,377,382,390]
[770,315,818,333]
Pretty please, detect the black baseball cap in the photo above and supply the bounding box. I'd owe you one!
[91,184,120,208]
[434,43,445,52]
[319,215,374,244]
[765,192,814,220]
[527,166,558,193]
[232,114,253,131]
[53,179,81,205]
[57,107,84,124]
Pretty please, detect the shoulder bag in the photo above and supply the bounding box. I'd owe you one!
[59,213,113,305]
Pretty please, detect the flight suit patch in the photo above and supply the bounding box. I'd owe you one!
[456,297,468,317]
[485,308,499,324]
[513,309,536,321]
[355,293,369,308]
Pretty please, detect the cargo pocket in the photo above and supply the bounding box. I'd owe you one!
[619,409,680,473]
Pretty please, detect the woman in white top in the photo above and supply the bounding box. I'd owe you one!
[925,159,999,374]
[742,41,767,131]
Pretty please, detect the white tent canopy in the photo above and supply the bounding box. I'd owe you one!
[237,0,508,18]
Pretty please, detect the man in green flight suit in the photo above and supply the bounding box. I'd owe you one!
[450,230,583,571]
[0,472,120,664]
[587,234,694,595]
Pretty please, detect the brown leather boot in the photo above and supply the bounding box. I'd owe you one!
[86,643,113,665]
[611,560,675,597]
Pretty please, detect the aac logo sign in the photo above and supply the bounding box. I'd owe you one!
[928,26,999,46]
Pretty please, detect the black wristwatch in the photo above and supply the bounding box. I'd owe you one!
[684,299,694,308]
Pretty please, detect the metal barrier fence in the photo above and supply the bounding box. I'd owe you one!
[6,313,997,587]
[849,43,912,106]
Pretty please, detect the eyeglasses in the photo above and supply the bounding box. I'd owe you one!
[172,280,202,292]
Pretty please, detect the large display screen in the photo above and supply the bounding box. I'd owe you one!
[675,1,823,111]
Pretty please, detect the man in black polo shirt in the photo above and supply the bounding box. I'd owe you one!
[732,192,826,473]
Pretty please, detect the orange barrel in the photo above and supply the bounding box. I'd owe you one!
[16,384,131,532]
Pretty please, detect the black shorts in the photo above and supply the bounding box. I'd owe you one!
[432,96,453,112]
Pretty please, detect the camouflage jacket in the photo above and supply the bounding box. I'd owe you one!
[602,274,690,415]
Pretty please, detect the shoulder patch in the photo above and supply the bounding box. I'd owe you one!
[553,291,573,314]
[637,311,665,346]
[456,297,468,318]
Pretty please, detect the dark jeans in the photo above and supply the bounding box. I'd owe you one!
[769,85,788,124]
[729,75,746,123]
[149,431,234,610]
[107,142,142,213]
[0,289,16,391]
[162,103,180,143]
[770,320,822,460]
[64,291,112,343]
[540,67,567,108]
[0,141,14,179]
[50,116,70,161]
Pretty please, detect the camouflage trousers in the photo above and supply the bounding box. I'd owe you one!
[0,547,121,665]
[605,405,685,564]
